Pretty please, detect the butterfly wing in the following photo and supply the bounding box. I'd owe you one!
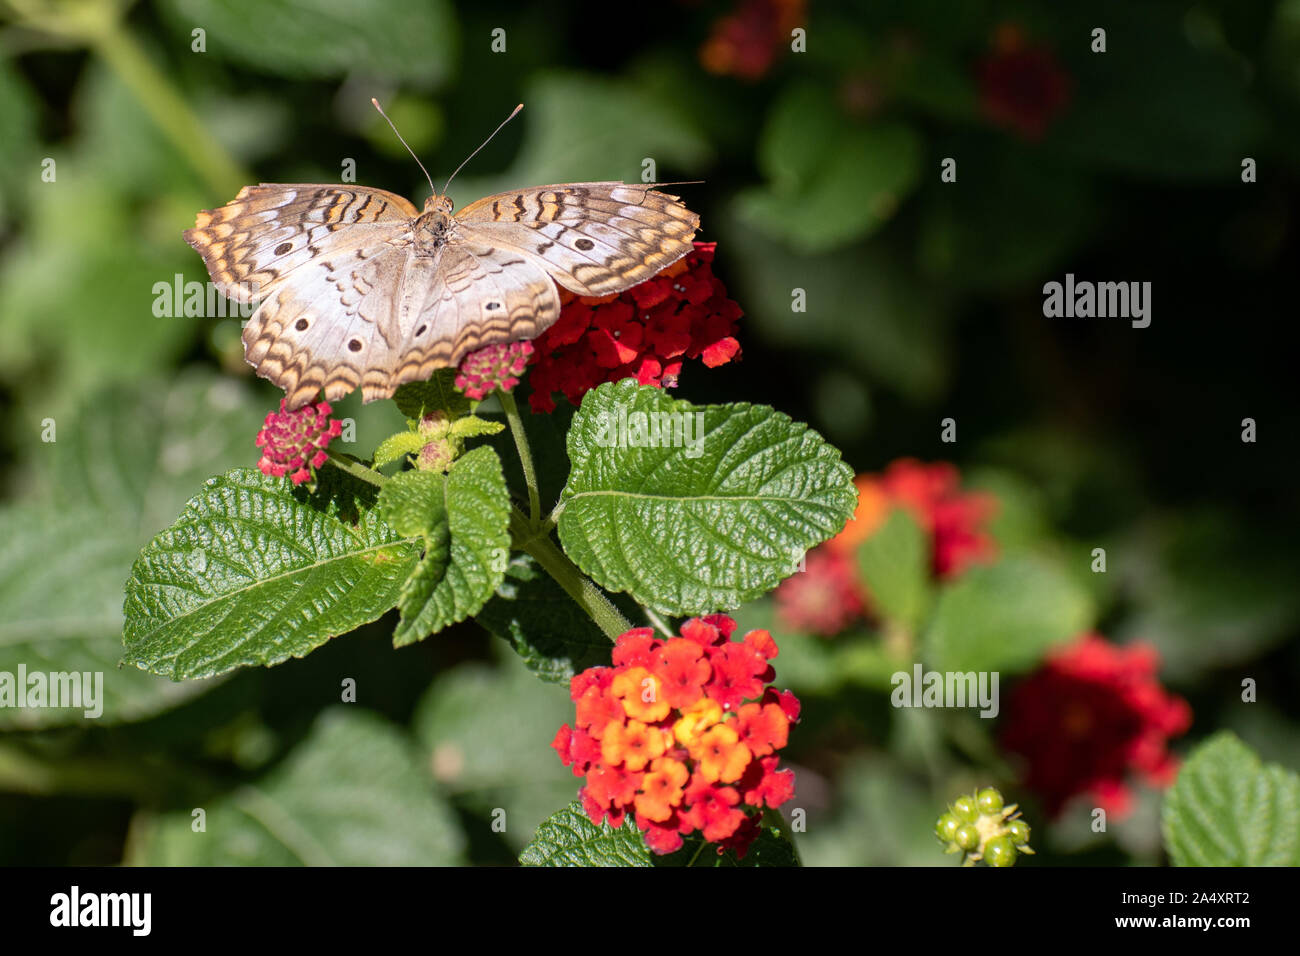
[454,182,699,297]
[184,184,417,302]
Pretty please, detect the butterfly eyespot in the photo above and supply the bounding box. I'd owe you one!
[348,339,364,352]
[574,238,595,251]
[486,302,501,311]
[295,319,309,331]
[274,241,293,255]
[415,325,428,336]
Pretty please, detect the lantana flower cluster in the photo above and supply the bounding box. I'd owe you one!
[777,458,997,635]
[254,398,343,486]
[552,614,799,857]
[1001,633,1192,819]
[526,242,742,413]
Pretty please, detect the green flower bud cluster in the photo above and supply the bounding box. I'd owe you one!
[935,787,1034,867]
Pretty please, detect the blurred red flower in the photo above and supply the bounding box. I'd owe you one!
[1000,634,1192,818]
[700,0,807,81]
[976,23,1072,139]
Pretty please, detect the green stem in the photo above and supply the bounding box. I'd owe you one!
[510,506,631,641]
[326,449,387,488]
[643,606,675,638]
[499,390,541,525]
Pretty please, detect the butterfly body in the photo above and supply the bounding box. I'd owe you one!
[186,181,699,408]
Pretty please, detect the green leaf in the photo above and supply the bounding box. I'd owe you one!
[557,380,857,615]
[520,801,653,866]
[520,801,799,866]
[393,370,471,420]
[921,557,1094,674]
[0,507,217,729]
[413,653,578,850]
[475,553,613,684]
[127,708,465,865]
[448,416,504,439]
[157,0,458,86]
[377,446,511,646]
[856,508,931,629]
[373,431,428,468]
[123,468,419,679]
[737,83,921,253]
[1163,732,1300,867]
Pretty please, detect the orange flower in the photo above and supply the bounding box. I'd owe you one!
[612,666,671,723]
[673,697,723,749]
[635,757,690,822]
[692,723,752,784]
[601,719,667,772]
[734,701,789,757]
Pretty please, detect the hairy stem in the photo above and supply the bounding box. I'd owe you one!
[325,450,387,488]
[499,390,541,525]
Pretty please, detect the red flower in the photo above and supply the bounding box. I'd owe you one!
[774,548,868,636]
[554,615,799,856]
[454,340,533,400]
[1000,634,1192,818]
[700,0,807,81]
[255,398,343,485]
[527,243,742,413]
[976,24,1072,140]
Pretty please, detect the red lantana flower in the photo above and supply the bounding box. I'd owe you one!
[527,243,742,413]
[1000,634,1192,819]
[700,0,807,81]
[776,459,996,635]
[455,340,534,400]
[255,398,343,485]
[976,23,1073,140]
[552,615,799,858]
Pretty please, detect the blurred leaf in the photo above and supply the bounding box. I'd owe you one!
[448,71,710,205]
[413,652,576,850]
[737,83,922,253]
[376,447,511,646]
[0,57,39,221]
[0,507,217,729]
[158,0,457,85]
[1117,511,1300,682]
[37,370,266,541]
[1163,732,1300,866]
[127,708,464,864]
[393,370,471,420]
[922,556,1094,674]
[475,553,612,684]
[123,468,418,679]
[720,218,951,402]
[557,381,858,615]
[856,509,931,629]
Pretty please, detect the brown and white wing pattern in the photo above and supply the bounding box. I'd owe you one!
[184,184,417,302]
[454,182,699,297]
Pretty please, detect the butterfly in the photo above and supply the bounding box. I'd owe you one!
[185,102,700,409]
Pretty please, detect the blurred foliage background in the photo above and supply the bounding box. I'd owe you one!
[0,0,1298,866]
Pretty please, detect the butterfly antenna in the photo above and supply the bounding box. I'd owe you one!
[441,103,524,195]
[371,98,437,198]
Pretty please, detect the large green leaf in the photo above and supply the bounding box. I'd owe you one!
[413,653,577,850]
[376,446,511,646]
[1162,732,1300,866]
[557,381,857,615]
[127,708,464,865]
[0,507,216,729]
[474,553,613,684]
[921,557,1094,674]
[158,0,457,85]
[123,469,418,679]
